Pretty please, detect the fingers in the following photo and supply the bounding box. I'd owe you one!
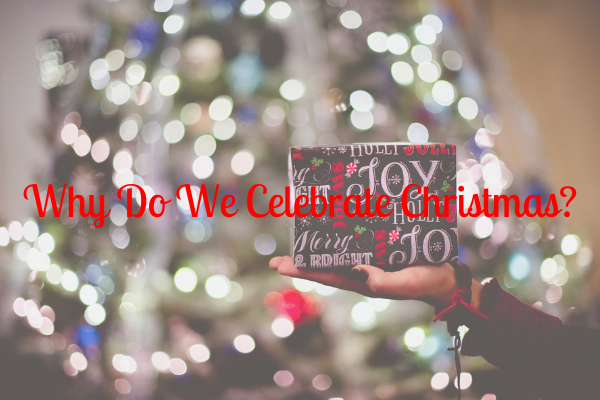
[269,256,293,270]
[268,256,423,300]
[352,264,421,300]
[275,258,369,294]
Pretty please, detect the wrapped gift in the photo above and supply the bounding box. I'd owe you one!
[289,143,458,271]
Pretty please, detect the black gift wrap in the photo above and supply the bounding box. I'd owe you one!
[289,143,458,271]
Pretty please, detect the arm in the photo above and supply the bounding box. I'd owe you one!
[450,278,600,399]
[270,257,599,398]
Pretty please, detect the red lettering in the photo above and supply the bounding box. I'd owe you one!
[117,184,145,218]
[222,195,238,217]
[401,184,423,218]
[24,184,66,217]
[247,184,268,218]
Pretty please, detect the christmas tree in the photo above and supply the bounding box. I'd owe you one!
[0,0,594,399]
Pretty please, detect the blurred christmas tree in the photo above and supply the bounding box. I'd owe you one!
[0,0,595,399]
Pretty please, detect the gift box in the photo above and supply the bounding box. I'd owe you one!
[289,143,458,271]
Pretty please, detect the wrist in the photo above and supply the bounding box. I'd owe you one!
[429,263,459,311]
[470,279,482,311]
[431,265,482,313]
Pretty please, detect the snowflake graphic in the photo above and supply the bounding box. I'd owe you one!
[381,215,390,221]
[318,216,331,224]
[299,217,311,228]
[365,216,377,224]
[430,241,443,252]
[337,146,347,154]
[388,174,401,185]
[323,147,336,155]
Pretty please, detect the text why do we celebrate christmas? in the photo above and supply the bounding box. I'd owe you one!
[23,178,576,229]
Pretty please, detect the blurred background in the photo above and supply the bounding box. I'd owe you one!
[0,0,598,399]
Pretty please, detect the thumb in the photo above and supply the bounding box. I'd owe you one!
[351,264,390,295]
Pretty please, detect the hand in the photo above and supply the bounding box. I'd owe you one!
[269,256,482,311]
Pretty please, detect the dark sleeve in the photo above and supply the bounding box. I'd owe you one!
[444,278,600,399]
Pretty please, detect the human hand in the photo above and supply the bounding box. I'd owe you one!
[269,256,481,311]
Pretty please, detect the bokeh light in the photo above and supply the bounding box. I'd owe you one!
[174,267,198,293]
[391,62,414,85]
[233,334,255,353]
[241,0,265,17]
[269,2,292,20]
[312,375,332,391]
[274,370,294,387]
[84,304,106,326]
[169,358,187,375]
[431,372,449,390]
[192,156,215,179]
[188,344,210,363]
[163,15,184,34]
[367,32,388,53]
[271,316,295,338]
[561,234,580,255]
[407,123,428,143]
[279,79,305,101]
[254,233,277,255]
[208,96,234,121]
[231,150,255,176]
[454,372,472,389]
[205,275,231,298]
[508,253,531,280]
[163,120,185,144]
[339,11,361,29]
[404,327,425,350]
[387,33,410,55]
[351,301,376,328]
[159,75,180,96]
[458,97,479,120]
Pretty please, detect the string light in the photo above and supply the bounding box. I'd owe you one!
[192,156,214,179]
[387,33,410,55]
[269,2,292,20]
[159,75,180,96]
[367,32,388,53]
[181,103,202,125]
[423,14,443,33]
[188,344,210,363]
[458,97,479,120]
[431,372,449,390]
[151,352,170,372]
[279,79,305,101]
[274,370,294,387]
[411,45,432,64]
[106,50,125,71]
[163,120,185,143]
[233,334,255,353]
[91,139,110,162]
[339,11,362,29]
[349,90,374,112]
[432,80,456,106]
[174,267,198,293]
[414,24,436,45]
[241,0,265,17]
[404,327,425,350]
[205,275,231,298]
[231,150,255,176]
[407,123,428,143]
[154,0,173,12]
[163,15,184,34]
[271,316,294,338]
[350,110,374,130]
[391,62,414,85]
[351,301,376,328]
[208,96,234,121]
[561,234,580,255]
